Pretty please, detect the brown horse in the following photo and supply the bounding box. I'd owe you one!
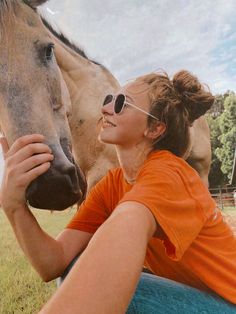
[0,0,211,211]
[0,0,119,210]
[0,0,88,210]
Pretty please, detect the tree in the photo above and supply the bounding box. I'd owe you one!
[215,93,236,181]
[208,91,231,118]
[207,114,227,187]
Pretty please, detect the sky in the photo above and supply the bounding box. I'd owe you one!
[0,0,236,182]
[39,0,236,93]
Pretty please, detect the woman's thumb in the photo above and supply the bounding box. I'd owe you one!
[0,137,10,157]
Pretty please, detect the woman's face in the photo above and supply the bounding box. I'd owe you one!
[99,81,152,148]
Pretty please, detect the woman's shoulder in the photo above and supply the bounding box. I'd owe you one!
[143,150,190,171]
[139,149,201,185]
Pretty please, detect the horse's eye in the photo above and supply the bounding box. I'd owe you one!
[45,43,54,61]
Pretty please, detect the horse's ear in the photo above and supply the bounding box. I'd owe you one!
[25,0,49,8]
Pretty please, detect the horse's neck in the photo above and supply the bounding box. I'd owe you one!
[52,35,119,189]
[53,37,92,103]
[53,35,120,114]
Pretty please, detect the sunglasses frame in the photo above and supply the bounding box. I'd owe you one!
[103,94,160,121]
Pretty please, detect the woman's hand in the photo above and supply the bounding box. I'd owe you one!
[0,134,54,212]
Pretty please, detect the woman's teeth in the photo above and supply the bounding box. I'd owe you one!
[103,120,115,127]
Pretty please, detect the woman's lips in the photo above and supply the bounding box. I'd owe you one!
[102,119,116,127]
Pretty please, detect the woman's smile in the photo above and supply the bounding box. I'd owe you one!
[102,118,116,128]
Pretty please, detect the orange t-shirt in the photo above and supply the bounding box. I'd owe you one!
[67,150,236,304]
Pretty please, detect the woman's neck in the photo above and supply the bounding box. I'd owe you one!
[115,143,152,184]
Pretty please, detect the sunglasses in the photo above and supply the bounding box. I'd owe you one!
[102,94,159,121]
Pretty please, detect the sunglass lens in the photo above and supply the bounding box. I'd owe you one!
[114,94,125,114]
[102,95,113,106]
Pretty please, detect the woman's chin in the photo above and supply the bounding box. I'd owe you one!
[98,133,117,145]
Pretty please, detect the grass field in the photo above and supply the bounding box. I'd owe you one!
[0,208,76,314]
[0,207,235,313]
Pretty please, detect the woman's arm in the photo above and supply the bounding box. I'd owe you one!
[5,205,93,281]
[39,201,157,314]
[0,135,92,281]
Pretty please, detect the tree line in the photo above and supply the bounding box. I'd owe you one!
[206,91,236,188]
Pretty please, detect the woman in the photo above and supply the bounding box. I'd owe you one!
[1,70,236,313]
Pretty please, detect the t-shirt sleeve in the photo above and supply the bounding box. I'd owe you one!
[66,173,111,234]
[119,161,214,261]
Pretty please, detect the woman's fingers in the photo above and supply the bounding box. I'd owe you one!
[5,134,46,158]
[1,134,53,171]
[1,135,53,212]
[1,134,53,191]
[4,152,54,190]
[6,143,52,167]
[20,162,52,187]
[18,153,54,174]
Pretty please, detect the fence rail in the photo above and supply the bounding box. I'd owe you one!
[209,186,236,210]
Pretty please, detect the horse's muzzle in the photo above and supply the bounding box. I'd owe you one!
[25,147,87,210]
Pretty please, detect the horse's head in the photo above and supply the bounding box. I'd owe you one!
[0,0,86,210]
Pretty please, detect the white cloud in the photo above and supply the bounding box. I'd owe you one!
[40,0,236,94]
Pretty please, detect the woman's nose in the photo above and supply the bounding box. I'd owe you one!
[101,101,114,115]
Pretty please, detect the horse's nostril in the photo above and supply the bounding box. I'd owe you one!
[60,163,75,175]
[62,164,79,188]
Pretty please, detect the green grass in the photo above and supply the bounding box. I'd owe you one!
[0,206,235,313]
[222,206,236,214]
[221,206,236,219]
[0,208,76,314]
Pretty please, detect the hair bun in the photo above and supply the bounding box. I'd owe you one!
[172,70,214,123]
[173,70,201,94]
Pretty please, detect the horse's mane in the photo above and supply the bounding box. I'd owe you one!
[0,0,101,66]
[0,0,18,26]
[41,18,88,60]
[0,0,17,9]
[41,18,102,67]
[0,0,36,35]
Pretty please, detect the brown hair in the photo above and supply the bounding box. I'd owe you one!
[135,70,215,157]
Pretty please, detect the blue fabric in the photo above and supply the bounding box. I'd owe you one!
[127,273,236,314]
[57,256,236,313]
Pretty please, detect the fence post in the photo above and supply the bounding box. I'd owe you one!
[219,187,224,210]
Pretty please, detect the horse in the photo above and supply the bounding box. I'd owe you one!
[0,0,211,211]
[0,0,88,210]
[0,0,119,210]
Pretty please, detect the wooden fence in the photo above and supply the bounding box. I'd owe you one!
[209,186,236,210]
